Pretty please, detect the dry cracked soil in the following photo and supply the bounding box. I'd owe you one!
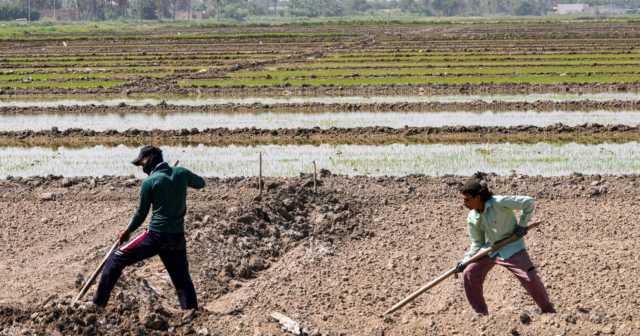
[0,173,639,335]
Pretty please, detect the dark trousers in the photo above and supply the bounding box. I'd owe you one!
[93,230,198,309]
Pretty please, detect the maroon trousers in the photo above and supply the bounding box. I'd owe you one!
[463,250,555,315]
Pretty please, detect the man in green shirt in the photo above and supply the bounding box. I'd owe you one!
[454,174,555,315]
[93,145,205,309]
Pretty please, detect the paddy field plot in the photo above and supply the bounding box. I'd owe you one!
[1,143,639,178]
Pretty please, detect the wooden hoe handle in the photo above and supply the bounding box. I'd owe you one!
[383,222,541,315]
[72,240,119,305]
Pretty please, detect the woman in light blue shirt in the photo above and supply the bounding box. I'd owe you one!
[455,174,555,315]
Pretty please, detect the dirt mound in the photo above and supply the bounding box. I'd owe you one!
[185,176,369,299]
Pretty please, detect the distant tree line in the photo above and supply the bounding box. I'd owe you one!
[2,0,640,21]
[0,1,39,20]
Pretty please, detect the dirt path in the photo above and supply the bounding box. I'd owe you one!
[1,174,638,335]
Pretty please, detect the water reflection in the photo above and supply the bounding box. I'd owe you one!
[0,111,639,131]
[2,92,640,108]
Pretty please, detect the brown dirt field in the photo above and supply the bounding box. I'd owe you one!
[4,99,640,115]
[2,82,639,97]
[1,124,638,147]
[1,174,638,335]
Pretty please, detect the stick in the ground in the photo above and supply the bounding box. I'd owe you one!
[72,240,119,305]
[313,160,317,194]
[383,221,541,315]
[259,152,263,195]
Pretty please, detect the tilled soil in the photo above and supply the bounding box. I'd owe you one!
[2,82,639,97]
[1,174,638,335]
[5,99,640,115]
[1,124,638,147]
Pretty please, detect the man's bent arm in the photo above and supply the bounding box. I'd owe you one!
[187,171,205,189]
[126,180,152,232]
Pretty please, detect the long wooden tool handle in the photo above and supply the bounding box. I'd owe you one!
[72,240,119,305]
[383,222,541,315]
[383,267,457,315]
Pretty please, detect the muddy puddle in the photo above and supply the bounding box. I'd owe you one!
[2,110,640,131]
[1,143,638,178]
[2,92,640,108]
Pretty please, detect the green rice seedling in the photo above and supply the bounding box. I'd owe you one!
[321,52,640,62]
[0,80,126,89]
[2,143,640,177]
[180,74,640,88]
[231,65,640,79]
[279,59,640,70]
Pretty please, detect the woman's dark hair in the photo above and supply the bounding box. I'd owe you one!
[459,172,493,201]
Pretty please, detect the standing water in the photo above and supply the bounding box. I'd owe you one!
[1,143,638,177]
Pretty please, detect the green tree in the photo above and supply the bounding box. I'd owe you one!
[432,0,464,15]
[288,0,344,17]
[222,0,251,20]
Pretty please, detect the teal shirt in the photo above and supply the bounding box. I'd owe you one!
[462,195,535,262]
[127,162,205,234]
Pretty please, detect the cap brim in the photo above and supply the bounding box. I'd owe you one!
[132,157,144,166]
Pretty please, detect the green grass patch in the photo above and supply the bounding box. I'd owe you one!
[278,59,640,70]
[43,41,346,51]
[232,65,640,79]
[1,29,349,42]
[0,80,126,89]
[0,59,226,67]
[0,73,115,81]
[328,53,640,62]
[327,51,640,59]
[0,72,173,81]
[0,54,277,63]
[0,66,213,75]
[181,74,640,88]
[320,53,640,63]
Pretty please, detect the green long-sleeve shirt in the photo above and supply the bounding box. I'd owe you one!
[127,162,205,234]
[462,195,535,262]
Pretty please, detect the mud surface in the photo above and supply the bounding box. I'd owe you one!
[1,175,639,335]
[4,99,640,115]
[1,123,639,147]
[3,82,640,98]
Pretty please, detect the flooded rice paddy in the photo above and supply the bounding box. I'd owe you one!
[2,111,640,131]
[2,92,640,108]
[1,143,638,178]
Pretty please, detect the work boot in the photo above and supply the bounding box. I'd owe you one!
[182,308,198,323]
